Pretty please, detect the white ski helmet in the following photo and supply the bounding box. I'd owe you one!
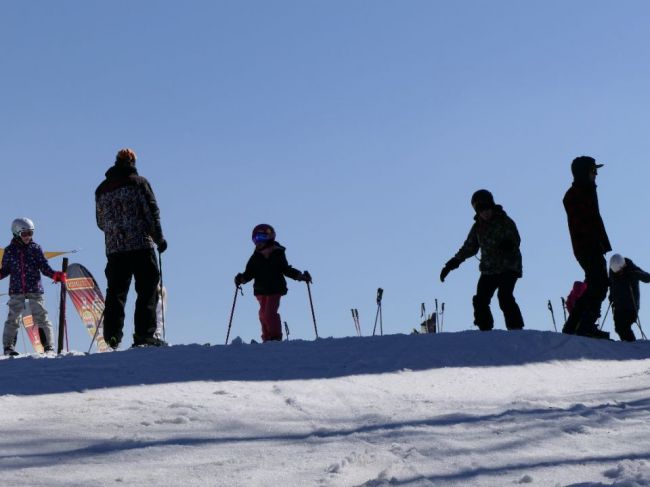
[11,217,35,238]
[610,253,626,273]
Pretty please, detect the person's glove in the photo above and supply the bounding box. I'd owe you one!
[300,271,313,284]
[498,239,515,252]
[234,273,246,286]
[157,239,168,253]
[52,271,67,284]
[440,257,461,282]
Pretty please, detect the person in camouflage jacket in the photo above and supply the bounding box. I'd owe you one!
[95,149,167,349]
[440,189,525,331]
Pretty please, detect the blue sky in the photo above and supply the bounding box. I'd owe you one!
[3,1,650,348]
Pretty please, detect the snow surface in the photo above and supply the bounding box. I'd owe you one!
[2,330,650,486]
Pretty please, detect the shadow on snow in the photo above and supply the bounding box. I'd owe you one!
[1,330,650,396]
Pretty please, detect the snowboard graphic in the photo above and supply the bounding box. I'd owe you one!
[22,305,45,354]
[65,263,109,352]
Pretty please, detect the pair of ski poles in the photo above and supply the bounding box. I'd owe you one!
[225,271,318,345]
[547,298,569,332]
[350,288,385,337]
[548,298,607,333]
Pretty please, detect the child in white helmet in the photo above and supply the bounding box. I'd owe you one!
[0,218,66,356]
[608,253,650,342]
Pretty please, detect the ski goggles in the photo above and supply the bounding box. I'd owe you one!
[252,232,272,244]
[20,230,33,237]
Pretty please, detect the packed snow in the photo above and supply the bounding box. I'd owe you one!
[2,330,650,486]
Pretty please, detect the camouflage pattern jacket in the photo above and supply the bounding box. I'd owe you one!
[95,165,164,255]
[453,206,523,277]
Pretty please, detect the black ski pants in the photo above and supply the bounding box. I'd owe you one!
[562,254,608,335]
[103,248,160,345]
[613,308,637,342]
[472,271,524,331]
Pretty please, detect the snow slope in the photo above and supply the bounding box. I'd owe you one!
[2,330,650,486]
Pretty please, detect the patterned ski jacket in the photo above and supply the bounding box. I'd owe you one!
[0,238,56,295]
[95,164,164,255]
[241,241,303,296]
[609,258,650,312]
[563,180,611,259]
[453,206,523,277]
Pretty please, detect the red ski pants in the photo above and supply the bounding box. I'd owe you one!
[256,294,283,342]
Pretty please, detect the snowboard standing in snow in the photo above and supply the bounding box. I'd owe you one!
[439,189,525,332]
[65,263,110,352]
[21,305,45,354]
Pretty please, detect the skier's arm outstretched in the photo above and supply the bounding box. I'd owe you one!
[279,251,309,282]
[630,262,650,283]
[440,225,479,282]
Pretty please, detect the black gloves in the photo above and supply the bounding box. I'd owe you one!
[157,239,168,253]
[234,273,246,286]
[297,271,312,283]
[440,257,461,282]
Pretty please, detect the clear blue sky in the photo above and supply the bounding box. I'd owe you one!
[2,1,650,348]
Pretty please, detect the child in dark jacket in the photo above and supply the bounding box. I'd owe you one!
[608,253,650,342]
[0,218,66,355]
[234,224,310,342]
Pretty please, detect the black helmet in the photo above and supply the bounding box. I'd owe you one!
[471,189,495,212]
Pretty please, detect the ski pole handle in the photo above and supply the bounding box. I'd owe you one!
[376,288,383,305]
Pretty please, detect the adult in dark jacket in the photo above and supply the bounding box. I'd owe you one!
[235,224,309,342]
[440,190,525,331]
[608,254,650,342]
[562,156,611,339]
[95,148,167,349]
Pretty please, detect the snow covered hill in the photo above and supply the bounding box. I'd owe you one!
[2,330,650,486]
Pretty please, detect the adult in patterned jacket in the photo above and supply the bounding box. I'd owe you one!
[95,148,167,349]
[608,253,650,342]
[0,218,66,356]
[234,224,310,342]
[561,156,611,339]
[439,190,525,331]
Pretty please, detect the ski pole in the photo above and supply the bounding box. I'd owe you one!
[561,297,567,322]
[547,300,557,332]
[435,299,439,330]
[599,301,611,331]
[304,271,318,339]
[225,285,243,345]
[57,258,69,355]
[372,288,383,336]
[356,308,361,336]
[284,321,290,341]
[420,303,426,334]
[440,302,445,333]
[628,285,647,340]
[158,251,166,340]
[88,310,105,354]
[351,308,360,336]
